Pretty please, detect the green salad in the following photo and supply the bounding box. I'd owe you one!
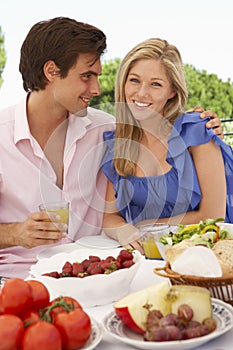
[159,218,231,248]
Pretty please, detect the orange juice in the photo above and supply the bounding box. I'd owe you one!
[139,223,170,260]
[142,237,162,259]
[39,202,69,232]
[48,208,69,225]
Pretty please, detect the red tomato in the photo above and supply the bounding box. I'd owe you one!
[1,278,33,316]
[0,314,24,350]
[51,296,82,309]
[54,308,91,350]
[26,280,50,310]
[48,296,82,322]
[22,321,62,350]
[21,310,41,328]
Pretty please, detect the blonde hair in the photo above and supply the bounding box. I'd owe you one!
[114,38,188,176]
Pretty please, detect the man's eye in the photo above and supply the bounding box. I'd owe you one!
[82,74,91,79]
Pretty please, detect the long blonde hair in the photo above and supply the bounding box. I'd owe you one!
[114,38,188,176]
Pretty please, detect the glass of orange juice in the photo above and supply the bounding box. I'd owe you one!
[39,201,69,232]
[139,223,170,259]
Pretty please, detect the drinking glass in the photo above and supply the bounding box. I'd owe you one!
[139,223,170,259]
[39,201,69,232]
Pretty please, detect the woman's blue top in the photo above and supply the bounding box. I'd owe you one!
[101,112,233,224]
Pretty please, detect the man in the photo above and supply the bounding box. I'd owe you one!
[0,17,116,278]
[0,17,222,279]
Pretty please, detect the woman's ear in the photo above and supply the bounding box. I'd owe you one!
[168,90,176,100]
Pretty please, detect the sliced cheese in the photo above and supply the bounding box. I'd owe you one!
[166,285,212,322]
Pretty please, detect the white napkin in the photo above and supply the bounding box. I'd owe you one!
[171,245,222,277]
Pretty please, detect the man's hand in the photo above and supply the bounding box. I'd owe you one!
[5,211,67,248]
[188,106,224,139]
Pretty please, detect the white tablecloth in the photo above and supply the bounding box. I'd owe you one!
[86,259,233,350]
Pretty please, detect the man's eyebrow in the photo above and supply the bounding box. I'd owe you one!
[80,70,100,77]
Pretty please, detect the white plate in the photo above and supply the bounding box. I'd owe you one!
[103,299,233,350]
[75,235,120,249]
[37,243,83,260]
[37,236,120,259]
[82,318,103,350]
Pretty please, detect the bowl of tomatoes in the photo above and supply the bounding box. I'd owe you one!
[29,248,143,307]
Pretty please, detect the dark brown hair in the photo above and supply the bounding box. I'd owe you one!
[19,17,106,92]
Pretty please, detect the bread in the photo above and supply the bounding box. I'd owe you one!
[164,239,195,264]
[165,238,233,277]
[212,239,233,277]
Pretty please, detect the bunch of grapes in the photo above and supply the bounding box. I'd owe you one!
[144,304,217,342]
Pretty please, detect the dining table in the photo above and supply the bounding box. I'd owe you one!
[84,258,233,350]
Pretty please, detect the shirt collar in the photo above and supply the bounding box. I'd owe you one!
[14,96,31,144]
[14,96,93,145]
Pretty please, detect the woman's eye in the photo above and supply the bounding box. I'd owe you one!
[129,78,139,83]
[152,82,161,87]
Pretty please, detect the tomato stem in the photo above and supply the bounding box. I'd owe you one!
[40,297,75,323]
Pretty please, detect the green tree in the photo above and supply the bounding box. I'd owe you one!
[91,58,121,116]
[0,25,6,88]
[185,64,233,119]
[185,64,233,146]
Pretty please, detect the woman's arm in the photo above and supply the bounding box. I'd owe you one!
[103,180,144,252]
[183,140,226,220]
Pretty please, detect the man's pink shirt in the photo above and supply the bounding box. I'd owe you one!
[0,97,115,278]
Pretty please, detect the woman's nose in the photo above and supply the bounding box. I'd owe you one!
[137,84,149,97]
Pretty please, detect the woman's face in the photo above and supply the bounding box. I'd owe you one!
[124,58,175,121]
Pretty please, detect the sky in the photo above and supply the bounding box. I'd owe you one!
[0,0,232,109]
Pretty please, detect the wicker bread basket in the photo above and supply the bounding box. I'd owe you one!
[154,263,233,305]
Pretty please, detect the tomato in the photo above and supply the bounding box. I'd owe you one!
[53,308,91,350]
[47,296,82,322]
[21,310,41,328]
[1,278,33,316]
[22,321,62,350]
[50,296,82,310]
[0,314,24,350]
[26,280,50,310]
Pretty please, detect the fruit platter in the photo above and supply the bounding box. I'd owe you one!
[103,282,233,350]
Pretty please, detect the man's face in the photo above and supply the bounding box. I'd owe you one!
[51,53,102,117]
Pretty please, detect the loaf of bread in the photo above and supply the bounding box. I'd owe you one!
[212,239,233,277]
[164,239,195,264]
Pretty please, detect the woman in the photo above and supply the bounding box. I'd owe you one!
[101,38,233,251]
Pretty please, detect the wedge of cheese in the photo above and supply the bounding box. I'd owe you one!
[166,285,212,323]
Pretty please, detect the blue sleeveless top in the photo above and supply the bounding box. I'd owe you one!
[101,112,233,224]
